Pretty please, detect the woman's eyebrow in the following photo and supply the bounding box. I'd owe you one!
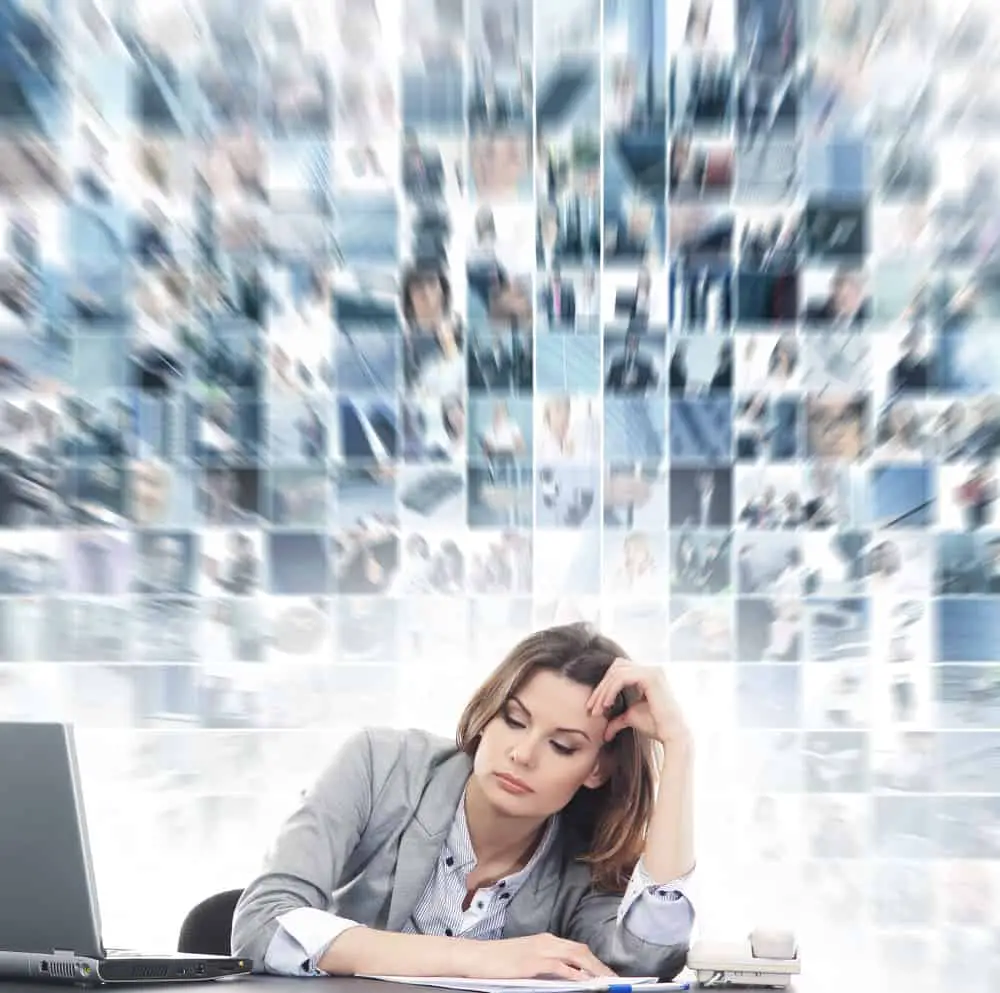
[508,696,592,740]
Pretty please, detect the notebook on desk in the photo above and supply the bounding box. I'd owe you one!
[358,976,663,992]
[359,974,672,993]
[0,722,252,986]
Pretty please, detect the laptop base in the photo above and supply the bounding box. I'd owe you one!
[0,951,251,986]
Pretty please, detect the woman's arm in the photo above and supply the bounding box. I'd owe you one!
[566,667,697,979]
[231,730,378,973]
[641,735,696,885]
[318,928,469,976]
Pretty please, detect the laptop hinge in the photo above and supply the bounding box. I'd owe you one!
[52,950,77,956]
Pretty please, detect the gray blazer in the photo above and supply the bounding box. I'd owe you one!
[231,727,689,979]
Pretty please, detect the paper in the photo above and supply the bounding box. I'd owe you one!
[358,975,660,992]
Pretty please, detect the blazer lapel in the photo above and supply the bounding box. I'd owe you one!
[502,828,564,938]
[386,751,472,930]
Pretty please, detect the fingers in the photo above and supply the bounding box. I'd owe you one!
[536,962,588,982]
[556,939,617,978]
[545,958,598,981]
[588,666,635,718]
[567,949,617,978]
[589,678,624,721]
[586,658,627,713]
[603,714,629,742]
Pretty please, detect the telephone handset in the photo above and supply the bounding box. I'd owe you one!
[686,927,801,988]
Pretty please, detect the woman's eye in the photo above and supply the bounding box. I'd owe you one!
[551,742,576,756]
[502,712,525,729]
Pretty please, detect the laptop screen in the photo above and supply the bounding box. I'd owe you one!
[0,722,105,958]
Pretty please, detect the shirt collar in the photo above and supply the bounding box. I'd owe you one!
[444,784,560,893]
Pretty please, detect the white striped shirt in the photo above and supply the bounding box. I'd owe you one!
[266,787,695,976]
[400,787,561,940]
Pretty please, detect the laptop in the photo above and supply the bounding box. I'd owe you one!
[0,721,252,985]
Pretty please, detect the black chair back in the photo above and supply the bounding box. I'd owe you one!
[177,889,244,956]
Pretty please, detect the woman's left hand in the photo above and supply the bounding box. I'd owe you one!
[587,659,690,745]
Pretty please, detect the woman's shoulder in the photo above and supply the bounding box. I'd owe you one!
[342,725,461,780]
[317,726,470,821]
[362,725,456,757]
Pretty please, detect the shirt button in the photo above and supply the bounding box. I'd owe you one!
[501,893,510,900]
[445,857,454,867]
[445,928,453,937]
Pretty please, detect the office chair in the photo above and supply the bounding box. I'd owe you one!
[177,889,244,956]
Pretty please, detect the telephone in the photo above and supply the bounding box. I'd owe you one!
[686,927,801,988]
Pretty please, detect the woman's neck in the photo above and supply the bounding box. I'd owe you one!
[463,776,546,874]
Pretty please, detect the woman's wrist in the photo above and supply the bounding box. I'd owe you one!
[448,936,482,978]
[319,926,473,978]
[662,724,693,750]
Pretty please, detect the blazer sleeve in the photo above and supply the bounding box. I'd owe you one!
[230,729,377,970]
[562,884,690,982]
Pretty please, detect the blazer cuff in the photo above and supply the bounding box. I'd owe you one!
[631,856,696,902]
[617,857,696,945]
[265,907,363,976]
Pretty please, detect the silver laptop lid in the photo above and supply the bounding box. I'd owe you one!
[0,722,105,958]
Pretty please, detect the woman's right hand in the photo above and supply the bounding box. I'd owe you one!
[457,934,617,980]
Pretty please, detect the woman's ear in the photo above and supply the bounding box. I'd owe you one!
[581,750,613,790]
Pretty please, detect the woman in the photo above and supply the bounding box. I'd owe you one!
[401,266,465,398]
[232,624,695,980]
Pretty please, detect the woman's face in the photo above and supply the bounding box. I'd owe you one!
[471,670,610,820]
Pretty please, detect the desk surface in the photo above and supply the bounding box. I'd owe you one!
[0,979,817,993]
[0,978,840,993]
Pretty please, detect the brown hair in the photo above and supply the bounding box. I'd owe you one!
[455,622,661,893]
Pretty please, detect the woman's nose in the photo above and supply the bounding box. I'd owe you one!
[510,739,539,766]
